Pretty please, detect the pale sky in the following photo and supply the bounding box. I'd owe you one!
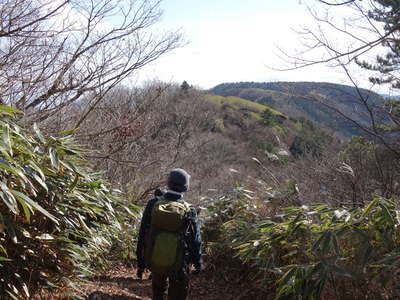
[136,0,394,94]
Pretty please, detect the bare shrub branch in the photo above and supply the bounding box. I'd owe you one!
[0,0,182,124]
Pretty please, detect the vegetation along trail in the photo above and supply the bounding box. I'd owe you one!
[2,0,400,299]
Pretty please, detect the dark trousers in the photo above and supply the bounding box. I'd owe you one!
[152,270,189,300]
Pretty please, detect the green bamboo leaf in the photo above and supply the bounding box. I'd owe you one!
[0,190,19,215]
[0,161,28,183]
[234,242,251,249]
[58,128,78,136]
[12,273,30,298]
[123,205,139,217]
[0,105,23,115]
[35,233,54,240]
[292,222,305,233]
[290,213,302,225]
[306,262,324,278]
[33,123,46,143]
[6,290,19,300]
[0,148,11,160]
[258,221,275,229]
[282,250,298,259]
[277,266,297,286]
[61,160,80,174]
[15,192,32,223]
[43,168,58,176]
[362,198,379,217]
[88,181,103,188]
[3,124,13,156]
[314,205,328,211]
[10,190,59,225]
[68,173,79,192]
[21,282,29,298]
[10,123,29,142]
[31,172,48,192]
[21,229,31,238]
[312,233,325,253]
[49,147,60,169]
[78,214,92,234]
[0,256,12,262]
[28,160,45,181]
[0,244,7,256]
[380,202,395,225]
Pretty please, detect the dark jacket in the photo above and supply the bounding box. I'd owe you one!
[136,190,202,270]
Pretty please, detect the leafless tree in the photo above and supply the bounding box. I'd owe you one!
[278,1,387,71]
[50,82,301,204]
[271,0,400,204]
[274,0,400,157]
[0,0,181,123]
[53,83,222,202]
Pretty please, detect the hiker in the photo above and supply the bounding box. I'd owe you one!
[136,168,202,300]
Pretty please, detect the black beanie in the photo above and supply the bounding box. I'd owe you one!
[167,168,190,193]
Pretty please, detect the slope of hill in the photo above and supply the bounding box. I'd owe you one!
[205,93,286,120]
[201,93,333,161]
[210,81,388,139]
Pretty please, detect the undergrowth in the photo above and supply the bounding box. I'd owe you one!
[205,187,400,299]
[0,106,140,299]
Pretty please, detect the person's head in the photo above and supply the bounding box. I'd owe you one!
[167,168,190,193]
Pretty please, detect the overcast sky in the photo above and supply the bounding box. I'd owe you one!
[135,0,393,94]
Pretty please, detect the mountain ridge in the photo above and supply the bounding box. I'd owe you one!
[209,81,387,139]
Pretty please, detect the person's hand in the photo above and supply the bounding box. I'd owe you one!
[192,264,201,275]
[136,268,144,279]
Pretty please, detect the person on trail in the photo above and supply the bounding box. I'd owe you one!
[136,168,202,300]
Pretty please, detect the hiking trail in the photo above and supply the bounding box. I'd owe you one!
[36,263,256,300]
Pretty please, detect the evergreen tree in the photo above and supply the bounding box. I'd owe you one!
[180,80,190,93]
[357,0,400,89]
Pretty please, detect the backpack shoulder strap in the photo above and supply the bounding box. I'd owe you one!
[177,199,191,214]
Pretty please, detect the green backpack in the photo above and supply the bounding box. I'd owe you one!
[145,198,191,275]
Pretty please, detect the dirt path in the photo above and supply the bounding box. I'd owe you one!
[37,263,258,300]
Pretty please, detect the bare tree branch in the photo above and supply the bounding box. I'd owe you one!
[0,0,182,124]
[318,0,356,6]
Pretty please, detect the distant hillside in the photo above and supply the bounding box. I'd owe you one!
[205,94,286,120]
[202,93,334,159]
[210,82,388,139]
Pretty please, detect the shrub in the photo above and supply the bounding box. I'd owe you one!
[262,109,279,126]
[206,187,400,299]
[0,106,133,298]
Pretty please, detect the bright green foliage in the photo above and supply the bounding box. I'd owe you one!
[205,94,285,120]
[206,188,400,299]
[0,106,132,298]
